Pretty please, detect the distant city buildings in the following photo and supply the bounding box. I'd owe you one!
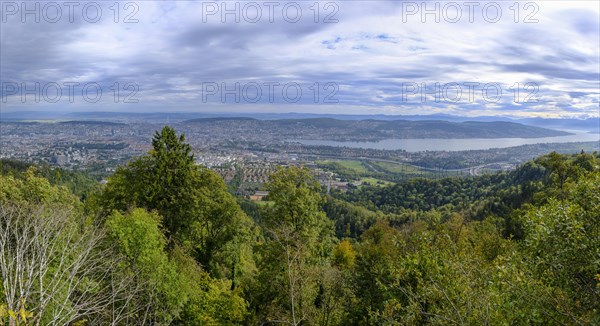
[2,120,596,192]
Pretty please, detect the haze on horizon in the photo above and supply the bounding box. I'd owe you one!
[1,0,599,119]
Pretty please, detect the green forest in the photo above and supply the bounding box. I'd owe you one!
[1,126,598,325]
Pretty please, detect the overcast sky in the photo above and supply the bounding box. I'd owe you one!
[1,0,599,118]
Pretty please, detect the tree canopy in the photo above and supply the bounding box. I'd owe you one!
[2,128,598,325]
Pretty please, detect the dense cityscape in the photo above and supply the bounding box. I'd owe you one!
[1,118,598,197]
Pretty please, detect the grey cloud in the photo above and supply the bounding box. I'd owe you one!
[1,1,599,118]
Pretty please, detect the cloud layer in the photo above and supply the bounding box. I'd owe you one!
[1,0,599,118]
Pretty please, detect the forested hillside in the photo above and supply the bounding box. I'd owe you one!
[1,127,598,325]
[183,118,570,140]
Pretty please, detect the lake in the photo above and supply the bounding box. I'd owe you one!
[290,132,600,152]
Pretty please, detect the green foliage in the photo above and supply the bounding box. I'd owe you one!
[106,209,248,325]
[0,167,81,208]
[338,153,599,324]
[252,166,338,325]
[4,135,598,325]
[340,174,504,213]
[520,172,600,322]
[106,209,183,324]
[0,158,100,200]
[0,169,130,326]
[174,245,247,325]
[344,216,574,324]
[324,195,408,239]
[263,166,326,235]
[192,169,255,279]
[101,126,199,236]
[0,300,33,326]
[332,240,356,269]
[98,126,253,323]
[100,126,255,281]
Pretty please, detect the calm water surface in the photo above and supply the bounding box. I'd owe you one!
[291,132,600,152]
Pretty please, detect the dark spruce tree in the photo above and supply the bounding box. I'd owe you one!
[100,126,253,279]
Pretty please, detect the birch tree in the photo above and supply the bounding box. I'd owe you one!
[0,204,140,325]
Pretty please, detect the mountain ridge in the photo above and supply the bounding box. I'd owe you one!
[182,117,571,140]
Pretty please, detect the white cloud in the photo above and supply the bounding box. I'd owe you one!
[1,0,598,118]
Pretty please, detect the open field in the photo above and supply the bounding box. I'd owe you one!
[333,160,370,173]
[371,161,422,174]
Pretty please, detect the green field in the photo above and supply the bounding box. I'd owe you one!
[335,160,370,173]
[317,158,469,183]
[371,161,422,174]
[318,159,434,182]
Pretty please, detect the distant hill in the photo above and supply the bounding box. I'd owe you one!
[2,111,597,133]
[59,120,126,126]
[515,118,599,133]
[182,117,570,140]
